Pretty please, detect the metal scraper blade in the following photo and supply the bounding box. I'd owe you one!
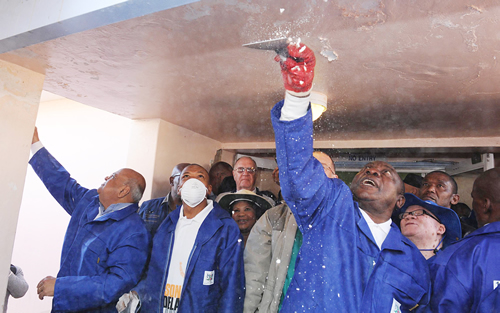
[243,37,291,61]
[242,37,290,51]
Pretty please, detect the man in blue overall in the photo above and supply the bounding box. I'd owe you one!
[30,128,150,312]
[429,167,500,312]
[270,42,431,312]
[117,164,244,313]
[138,163,189,236]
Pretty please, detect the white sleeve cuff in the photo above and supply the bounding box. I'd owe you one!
[31,141,44,156]
[279,91,311,121]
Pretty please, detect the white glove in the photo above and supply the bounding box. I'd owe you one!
[116,291,140,313]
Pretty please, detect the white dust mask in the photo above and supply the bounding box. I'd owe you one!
[180,178,208,207]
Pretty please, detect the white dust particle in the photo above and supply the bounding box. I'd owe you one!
[320,50,338,62]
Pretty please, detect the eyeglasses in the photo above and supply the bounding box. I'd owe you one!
[399,209,441,224]
[235,167,256,174]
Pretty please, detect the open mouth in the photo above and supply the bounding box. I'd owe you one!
[362,178,377,187]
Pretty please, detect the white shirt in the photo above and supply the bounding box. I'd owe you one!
[359,208,392,250]
[163,200,214,313]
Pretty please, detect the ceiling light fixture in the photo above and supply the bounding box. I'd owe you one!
[310,91,327,121]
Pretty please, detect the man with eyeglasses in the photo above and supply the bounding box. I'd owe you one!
[138,163,189,236]
[269,42,431,312]
[229,156,277,205]
[429,167,500,312]
[399,193,461,260]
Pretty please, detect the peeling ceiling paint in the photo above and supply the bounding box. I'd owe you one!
[1,0,500,148]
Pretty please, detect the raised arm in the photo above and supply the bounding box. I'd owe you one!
[29,127,91,215]
[271,43,348,232]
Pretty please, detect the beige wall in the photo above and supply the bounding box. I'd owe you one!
[454,172,481,209]
[128,119,222,200]
[0,60,44,312]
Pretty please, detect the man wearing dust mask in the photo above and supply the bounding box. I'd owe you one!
[117,164,245,313]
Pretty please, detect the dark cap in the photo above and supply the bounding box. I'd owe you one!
[403,173,423,188]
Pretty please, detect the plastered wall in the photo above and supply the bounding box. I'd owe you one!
[0,60,43,312]
[128,119,223,200]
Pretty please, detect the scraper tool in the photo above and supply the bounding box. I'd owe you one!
[243,37,292,61]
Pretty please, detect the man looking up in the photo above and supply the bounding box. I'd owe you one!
[420,171,459,208]
[30,128,149,312]
[399,193,461,260]
[429,167,500,312]
[270,42,430,312]
[139,162,189,235]
[117,164,245,313]
[244,151,338,313]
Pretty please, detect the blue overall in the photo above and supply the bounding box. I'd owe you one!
[271,100,431,312]
[30,148,150,312]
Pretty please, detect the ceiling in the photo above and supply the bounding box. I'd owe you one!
[2,0,500,156]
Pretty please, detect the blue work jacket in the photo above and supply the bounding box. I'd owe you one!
[29,148,150,312]
[270,100,431,312]
[138,195,177,236]
[429,222,500,312]
[135,202,245,312]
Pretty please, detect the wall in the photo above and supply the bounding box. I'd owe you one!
[127,119,222,200]
[454,172,480,209]
[0,60,43,313]
[10,97,132,313]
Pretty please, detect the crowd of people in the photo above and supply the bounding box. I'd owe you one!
[23,42,500,313]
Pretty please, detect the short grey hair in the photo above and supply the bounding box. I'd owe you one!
[125,178,145,203]
[233,156,257,168]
